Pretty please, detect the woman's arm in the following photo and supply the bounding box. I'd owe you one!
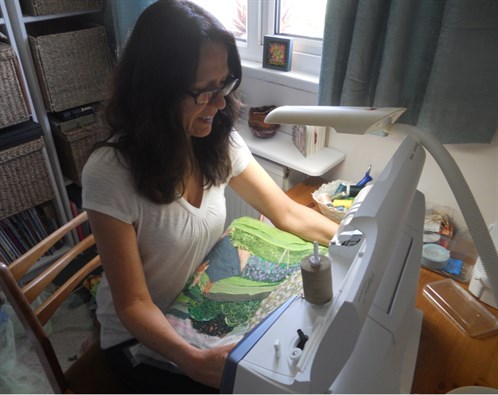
[228,158,338,246]
[87,209,233,388]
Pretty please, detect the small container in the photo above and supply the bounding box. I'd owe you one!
[423,279,498,338]
[422,243,450,269]
[312,179,355,223]
[423,233,478,283]
[248,105,280,138]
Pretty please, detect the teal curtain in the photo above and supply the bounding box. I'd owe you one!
[318,0,498,144]
[104,0,157,59]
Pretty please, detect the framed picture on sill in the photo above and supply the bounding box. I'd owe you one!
[262,35,293,72]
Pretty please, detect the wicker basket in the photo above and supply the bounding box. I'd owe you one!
[53,120,109,186]
[0,137,55,220]
[20,0,104,16]
[29,25,112,112]
[312,179,354,224]
[0,42,30,129]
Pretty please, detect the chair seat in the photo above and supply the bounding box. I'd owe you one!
[64,339,129,394]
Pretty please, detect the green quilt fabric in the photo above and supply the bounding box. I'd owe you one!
[165,216,327,349]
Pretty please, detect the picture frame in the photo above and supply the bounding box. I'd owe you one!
[262,35,293,72]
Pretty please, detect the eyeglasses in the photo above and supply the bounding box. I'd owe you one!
[186,76,239,105]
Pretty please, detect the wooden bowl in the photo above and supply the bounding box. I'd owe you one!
[248,105,280,138]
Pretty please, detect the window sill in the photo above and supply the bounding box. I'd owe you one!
[241,60,319,94]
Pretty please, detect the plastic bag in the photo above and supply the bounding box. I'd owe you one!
[0,295,53,393]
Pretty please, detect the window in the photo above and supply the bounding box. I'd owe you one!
[276,0,326,40]
[190,0,247,41]
[189,0,327,76]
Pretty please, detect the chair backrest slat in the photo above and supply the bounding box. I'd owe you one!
[9,212,89,281]
[23,235,96,304]
[0,211,103,393]
[36,254,100,327]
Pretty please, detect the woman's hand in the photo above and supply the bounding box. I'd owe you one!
[182,343,237,389]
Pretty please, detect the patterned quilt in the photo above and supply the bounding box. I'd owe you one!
[165,216,327,349]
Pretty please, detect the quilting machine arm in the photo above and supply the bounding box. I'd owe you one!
[265,106,498,309]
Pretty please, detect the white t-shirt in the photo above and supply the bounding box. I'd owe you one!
[82,130,252,349]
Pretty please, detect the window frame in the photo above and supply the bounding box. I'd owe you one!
[236,0,322,76]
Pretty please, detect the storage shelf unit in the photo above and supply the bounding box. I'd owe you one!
[3,1,105,225]
[0,0,106,265]
[1,0,65,225]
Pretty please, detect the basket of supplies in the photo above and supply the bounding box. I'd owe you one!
[311,179,356,224]
[0,136,55,219]
[52,115,109,186]
[0,42,30,129]
[20,0,104,16]
[29,24,112,112]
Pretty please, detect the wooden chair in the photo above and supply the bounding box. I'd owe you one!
[0,211,127,394]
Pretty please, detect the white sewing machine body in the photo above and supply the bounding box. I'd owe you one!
[221,136,426,393]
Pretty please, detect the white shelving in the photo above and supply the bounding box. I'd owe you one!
[236,121,346,177]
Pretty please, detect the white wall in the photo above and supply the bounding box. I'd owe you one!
[324,129,498,230]
[240,64,498,230]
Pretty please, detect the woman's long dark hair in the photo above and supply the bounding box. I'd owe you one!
[101,0,242,204]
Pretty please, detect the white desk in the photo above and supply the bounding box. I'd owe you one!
[236,121,345,177]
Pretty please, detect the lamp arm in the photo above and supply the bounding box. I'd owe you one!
[392,123,498,307]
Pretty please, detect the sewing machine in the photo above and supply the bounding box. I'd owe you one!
[220,106,498,393]
[221,135,425,393]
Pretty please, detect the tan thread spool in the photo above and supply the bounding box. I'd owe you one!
[300,241,332,305]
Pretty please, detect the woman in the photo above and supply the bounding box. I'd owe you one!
[82,0,337,392]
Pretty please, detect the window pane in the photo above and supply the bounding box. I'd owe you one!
[277,0,326,39]
[189,0,247,41]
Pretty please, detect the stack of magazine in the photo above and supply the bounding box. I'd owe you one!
[0,204,59,264]
[292,124,327,157]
